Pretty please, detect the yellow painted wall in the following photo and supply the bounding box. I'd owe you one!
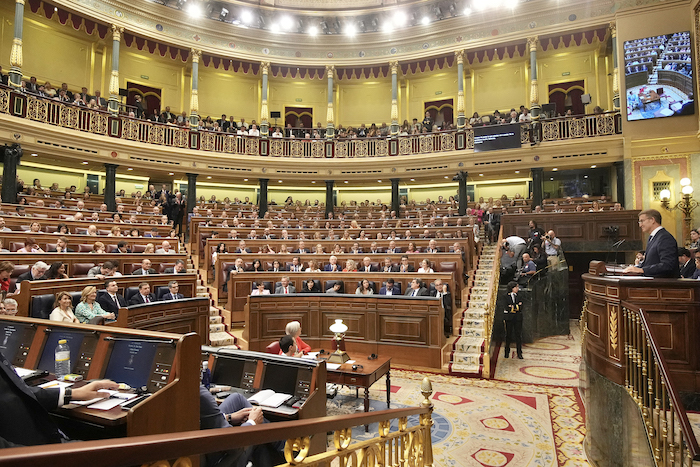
[409,185,458,202]
[268,187,326,204]
[538,49,599,112]
[198,67,260,123]
[16,165,86,191]
[472,61,528,115]
[183,184,257,202]
[120,48,186,114]
[475,181,529,201]
[337,79,392,127]
[336,189,391,205]
[407,70,458,123]
[268,78,327,128]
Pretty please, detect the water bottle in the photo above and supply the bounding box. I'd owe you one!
[201,361,211,389]
[55,339,71,380]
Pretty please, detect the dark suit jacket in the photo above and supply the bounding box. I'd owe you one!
[384,248,402,254]
[163,267,185,274]
[379,285,401,295]
[360,265,378,272]
[323,264,341,272]
[16,271,45,284]
[129,293,157,305]
[0,352,63,447]
[132,268,157,275]
[398,264,415,273]
[431,288,452,313]
[382,265,400,273]
[287,264,303,272]
[504,292,523,319]
[161,292,184,301]
[405,286,429,296]
[111,248,132,253]
[48,247,75,252]
[235,248,251,254]
[680,259,696,279]
[641,228,680,278]
[96,292,127,316]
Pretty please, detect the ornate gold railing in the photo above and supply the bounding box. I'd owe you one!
[0,378,435,467]
[0,85,622,159]
[622,303,700,467]
[481,225,503,378]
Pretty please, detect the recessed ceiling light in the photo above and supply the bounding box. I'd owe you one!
[591,165,597,168]
[127,167,133,171]
[311,180,316,183]
[308,25,318,36]
[168,172,174,176]
[382,22,394,33]
[552,168,558,171]
[81,161,88,165]
[207,176,212,179]
[344,180,349,183]
[410,178,415,181]
[584,175,589,179]
[421,16,431,25]
[479,173,484,176]
[515,170,520,173]
[279,15,294,31]
[393,11,407,26]
[243,178,248,181]
[444,176,449,179]
[240,10,253,24]
[463,7,472,15]
[269,23,281,33]
[186,2,202,17]
[377,180,382,182]
[278,180,283,183]
[550,177,554,180]
[345,24,356,36]
[31,153,38,157]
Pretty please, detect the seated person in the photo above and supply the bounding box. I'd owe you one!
[285,320,311,354]
[325,282,343,294]
[379,278,400,295]
[74,286,115,324]
[251,282,270,295]
[355,279,374,295]
[300,279,320,293]
[97,279,128,317]
[163,259,187,274]
[49,291,80,323]
[129,282,157,305]
[161,280,184,301]
[1,298,18,316]
[16,261,49,284]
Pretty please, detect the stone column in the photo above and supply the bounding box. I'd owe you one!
[527,36,540,118]
[391,178,400,215]
[104,163,118,212]
[614,161,625,207]
[531,168,544,209]
[258,178,269,218]
[457,171,468,216]
[186,173,197,214]
[610,22,620,111]
[325,180,335,218]
[260,62,270,136]
[8,0,25,88]
[189,49,201,127]
[1,144,22,204]
[108,25,123,114]
[325,65,335,138]
[390,61,399,135]
[456,51,466,128]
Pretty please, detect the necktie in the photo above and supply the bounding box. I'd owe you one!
[113,295,119,307]
[171,293,175,300]
[145,296,150,303]
[412,290,417,297]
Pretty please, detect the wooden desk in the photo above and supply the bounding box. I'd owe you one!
[324,353,391,426]
[245,292,444,368]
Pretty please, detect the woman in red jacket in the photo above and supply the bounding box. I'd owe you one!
[285,320,311,355]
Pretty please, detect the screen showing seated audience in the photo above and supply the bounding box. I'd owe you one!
[624,31,695,121]
[473,123,522,152]
[103,340,158,388]
[37,330,86,374]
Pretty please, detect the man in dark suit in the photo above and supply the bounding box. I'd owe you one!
[324,256,341,272]
[287,257,303,272]
[132,258,157,275]
[293,241,308,254]
[378,278,401,295]
[404,278,429,297]
[623,209,680,278]
[381,257,399,273]
[425,239,441,254]
[385,241,402,254]
[503,281,524,359]
[161,281,184,301]
[235,240,251,254]
[134,94,145,119]
[97,279,128,318]
[16,261,49,284]
[431,279,453,337]
[359,257,378,273]
[163,259,187,274]
[0,354,117,448]
[47,236,74,253]
[679,247,696,278]
[484,207,501,243]
[111,240,132,253]
[397,256,415,273]
[129,282,157,305]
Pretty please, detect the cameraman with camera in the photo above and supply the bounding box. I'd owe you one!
[544,230,562,267]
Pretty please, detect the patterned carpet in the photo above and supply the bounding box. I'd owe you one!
[327,368,588,466]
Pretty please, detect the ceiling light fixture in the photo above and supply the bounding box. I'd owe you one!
[185,2,202,17]
[240,10,253,24]
[382,22,394,33]
[421,16,431,25]
[345,23,356,36]
[280,15,294,31]
[463,7,472,15]
[308,25,318,35]
[393,11,407,26]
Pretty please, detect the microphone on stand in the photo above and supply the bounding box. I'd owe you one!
[611,239,626,275]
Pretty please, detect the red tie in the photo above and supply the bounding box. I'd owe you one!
[284,287,288,294]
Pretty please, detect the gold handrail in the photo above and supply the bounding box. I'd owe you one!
[621,302,700,466]
[481,225,503,378]
[0,379,435,467]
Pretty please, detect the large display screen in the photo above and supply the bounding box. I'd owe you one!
[212,355,251,387]
[473,123,522,152]
[0,323,28,363]
[624,31,695,121]
[261,362,298,395]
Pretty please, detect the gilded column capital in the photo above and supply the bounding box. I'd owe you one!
[15,0,25,5]
[390,61,399,74]
[609,21,617,38]
[191,49,201,63]
[111,24,123,42]
[10,38,23,68]
[261,61,270,74]
[326,65,335,79]
[527,36,538,52]
[455,50,464,65]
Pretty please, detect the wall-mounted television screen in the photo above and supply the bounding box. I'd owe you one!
[624,31,694,121]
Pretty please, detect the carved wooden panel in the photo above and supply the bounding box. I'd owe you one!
[378,315,427,344]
